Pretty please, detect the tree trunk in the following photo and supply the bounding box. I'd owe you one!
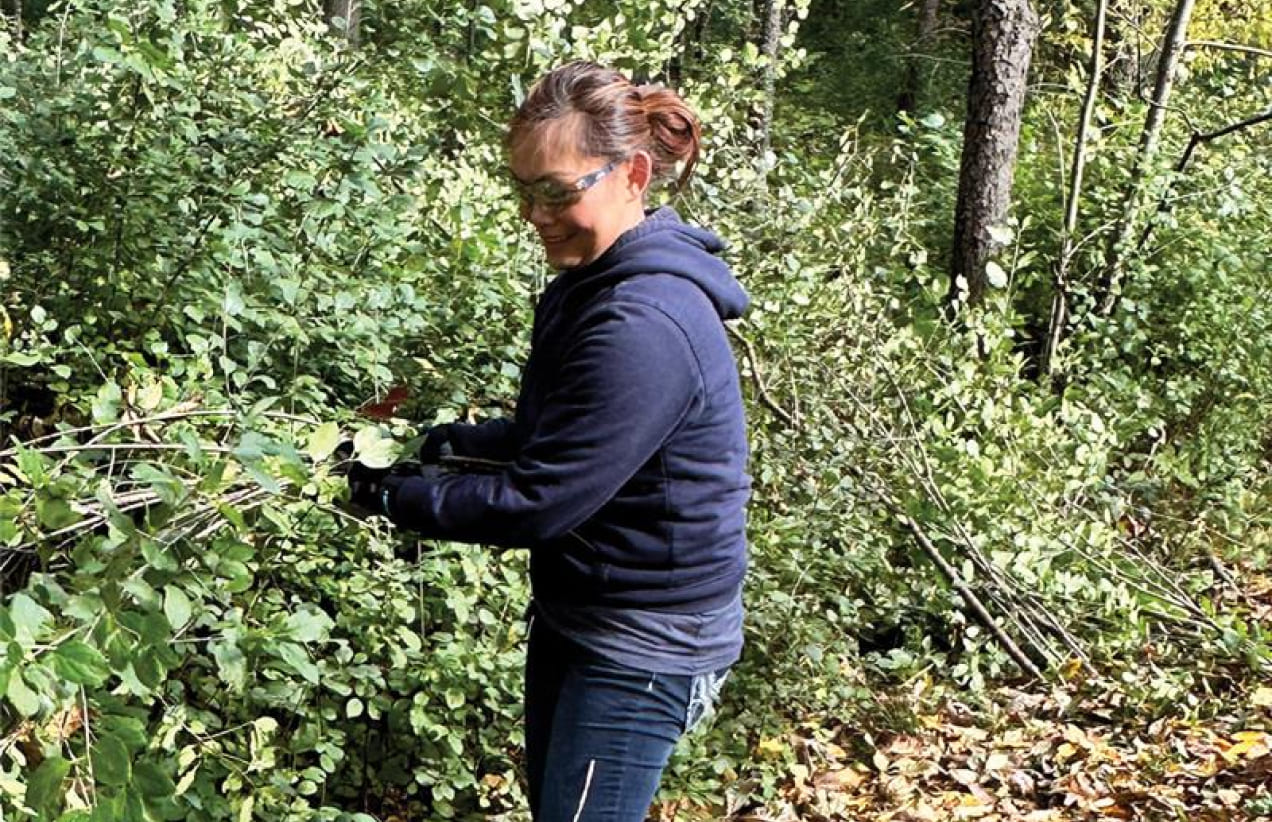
[6,0,22,42]
[757,0,785,163]
[1096,0,1196,314]
[948,0,1040,308]
[323,0,361,46]
[897,0,942,114]
[1040,0,1109,381]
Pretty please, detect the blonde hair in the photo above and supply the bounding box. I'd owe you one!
[508,61,702,191]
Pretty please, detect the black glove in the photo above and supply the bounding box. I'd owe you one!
[416,424,454,464]
[345,461,443,520]
[346,461,395,518]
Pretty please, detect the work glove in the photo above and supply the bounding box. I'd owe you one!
[345,460,443,520]
[345,461,395,518]
[416,424,453,464]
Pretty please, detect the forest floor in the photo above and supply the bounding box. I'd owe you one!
[660,569,1272,822]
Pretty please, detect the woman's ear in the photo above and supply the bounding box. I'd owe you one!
[626,150,653,199]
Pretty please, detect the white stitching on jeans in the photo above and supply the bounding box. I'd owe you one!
[571,759,596,822]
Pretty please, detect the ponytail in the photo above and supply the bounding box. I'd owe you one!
[636,84,701,191]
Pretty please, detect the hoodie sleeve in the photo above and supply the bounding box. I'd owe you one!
[443,418,517,461]
[386,299,700,545]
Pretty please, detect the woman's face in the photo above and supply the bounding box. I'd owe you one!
[508,121,649,270]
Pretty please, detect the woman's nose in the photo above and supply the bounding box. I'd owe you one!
[522,199,552,226]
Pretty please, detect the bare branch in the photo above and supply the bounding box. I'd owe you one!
[1185,40,1272,60]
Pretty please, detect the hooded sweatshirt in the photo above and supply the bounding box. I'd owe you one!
[388,207,751,613]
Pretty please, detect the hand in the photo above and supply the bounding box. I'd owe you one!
[343,462,443,520]
[344,461,393,518]
[417,424,454,464]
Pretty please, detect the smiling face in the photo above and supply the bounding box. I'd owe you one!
[508,117,651,270]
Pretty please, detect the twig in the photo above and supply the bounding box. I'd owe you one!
[727,322,798,428]
[1185,40,1272,60]
[1135,105,1272,255]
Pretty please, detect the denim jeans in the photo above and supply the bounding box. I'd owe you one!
[524,609,729,822]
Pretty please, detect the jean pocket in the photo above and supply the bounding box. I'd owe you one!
[684,669,729,735]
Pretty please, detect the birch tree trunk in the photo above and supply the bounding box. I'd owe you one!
[1096,0,1196,314]
[323,0,361,46]
[948,0,1040,308]
[757,0,785,163]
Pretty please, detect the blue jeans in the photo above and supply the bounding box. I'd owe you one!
[524,608,728,822]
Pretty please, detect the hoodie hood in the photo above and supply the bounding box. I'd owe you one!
[556,207,749,321]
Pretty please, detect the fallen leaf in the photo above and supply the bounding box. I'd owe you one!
[985,752,1011,771]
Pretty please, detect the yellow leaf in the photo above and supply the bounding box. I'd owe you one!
[1225,732,1271,760]
[756,737,785,759]
[1253,687,1272,708]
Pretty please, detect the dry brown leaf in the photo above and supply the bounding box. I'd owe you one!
[813,766,869,792]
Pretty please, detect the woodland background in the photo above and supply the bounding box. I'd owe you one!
[1,0,1271,819]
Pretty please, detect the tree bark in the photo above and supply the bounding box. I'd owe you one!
[757,0,785,163]
[1096,0,1196,314]
[948,0,1040,308]
[323,0,361,46]
[897,0,942,114]
[1041,0,1108,381]
[6,0,22,42]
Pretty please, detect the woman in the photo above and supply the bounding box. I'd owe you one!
[348,61,750,822]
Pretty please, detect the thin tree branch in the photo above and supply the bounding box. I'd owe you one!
[1185,40,1272,60]
[1042,0,1107,381]
[898,514,1045,680]
[728,323,798,428]
[1135,106,1272,255]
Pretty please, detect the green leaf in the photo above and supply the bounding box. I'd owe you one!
[163,586,193,631]
[131,463,186,508]
[26,755,71,818]
[98,714,148,751]
[275,642,320,684]
[92,381,123,424]
[306,421,341,463]
[444,688,465,710]
[241,460,281,494]
[357,437,401,470]
[7,668,41,716]
[132,761,176,799]
[91,734,132,786]
[346,697,364,718]
[987,224,1015,245]
[286,606,333,643]
[3,351,42,366]
[51,641,110,686]
[985,261,1009,289]
[211,640,246,691]
[10,593,53,644]
[37,498,81,530]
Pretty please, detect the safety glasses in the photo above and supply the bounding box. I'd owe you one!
[507,158,623,210]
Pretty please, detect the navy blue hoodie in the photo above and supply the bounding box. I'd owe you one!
[389,207,750,613]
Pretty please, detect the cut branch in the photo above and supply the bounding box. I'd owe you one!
[898,514,1045,680]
